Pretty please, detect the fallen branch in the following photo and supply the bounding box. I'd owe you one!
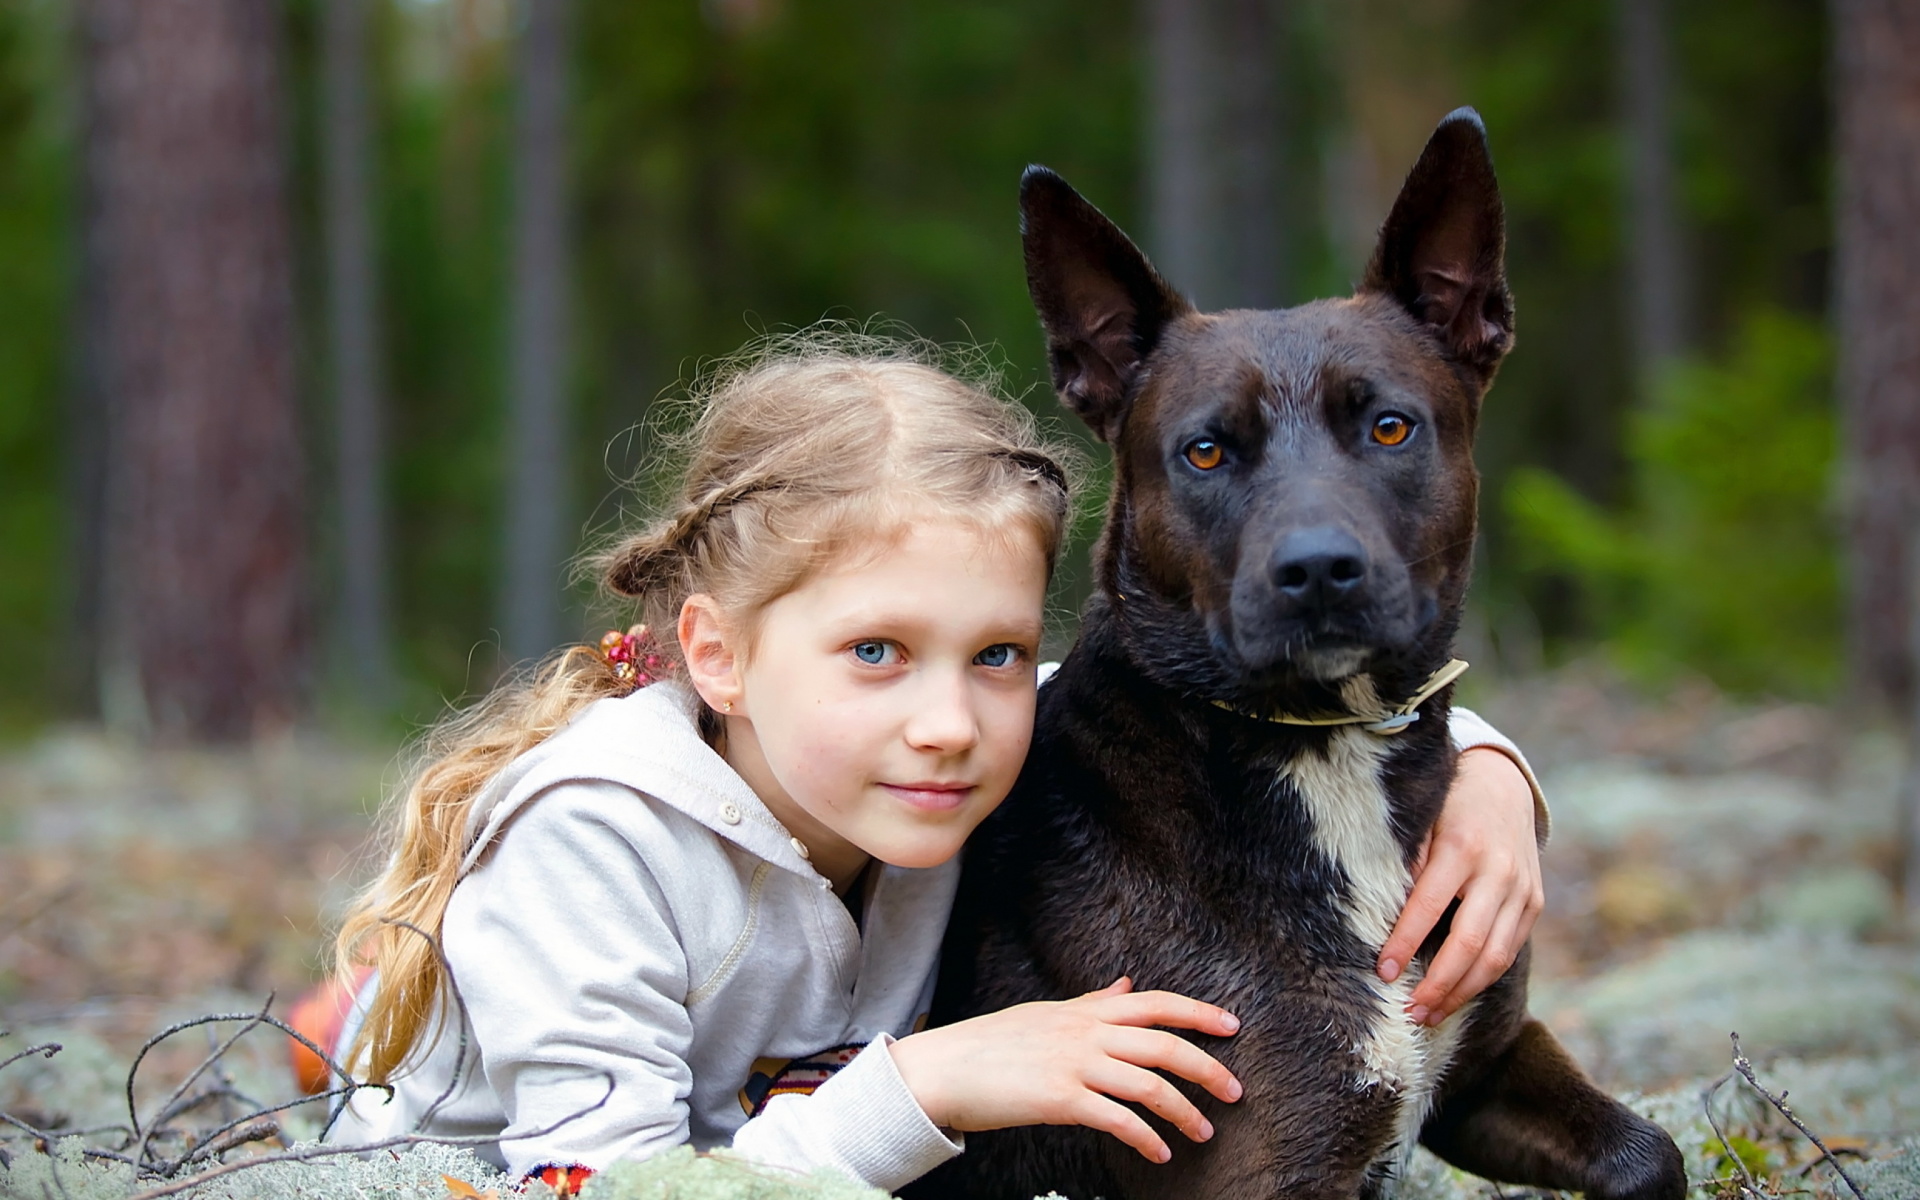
[1728,1033,1868,1200]
[376,917,473,1134]
[128,1000,274,1168]
[120,1070,615,1200]
[182,1118,281,1164]
[1701,1069,1768,1199]
[0,1040,61,1078]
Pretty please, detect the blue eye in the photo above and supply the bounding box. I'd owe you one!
[852,641,895,665]
[973,644,1018,668]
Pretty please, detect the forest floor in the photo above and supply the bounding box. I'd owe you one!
[0,663,1916,1198]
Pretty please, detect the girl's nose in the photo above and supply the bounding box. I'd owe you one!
[904,670,981,753]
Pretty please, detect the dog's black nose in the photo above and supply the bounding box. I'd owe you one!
[1273,527,1368,607]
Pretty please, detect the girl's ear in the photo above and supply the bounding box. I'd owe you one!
[678,594,743,715]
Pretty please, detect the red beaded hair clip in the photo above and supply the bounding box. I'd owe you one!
[599,624,674,691]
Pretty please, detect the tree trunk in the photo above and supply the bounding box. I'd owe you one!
[323,0,394,701]
[501,0,572,663]
[1146,0,1287,310]
[69,49,109,719]
[1833,0,1920,717]
[1617,0,1688,396]
[82,0,306,741]
[1907,528,1920,918]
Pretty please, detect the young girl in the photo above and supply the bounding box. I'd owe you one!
[318,339,1547,1194]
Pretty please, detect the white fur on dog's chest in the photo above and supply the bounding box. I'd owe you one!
[1276,718,1471,1161]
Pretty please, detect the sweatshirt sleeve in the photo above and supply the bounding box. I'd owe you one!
[443,782,958,1191]
[442,783,697,1178]
[1448,706,1551,844]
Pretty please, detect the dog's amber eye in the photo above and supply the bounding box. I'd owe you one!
[1371,415,1412,446]
[1184,440,1224,470]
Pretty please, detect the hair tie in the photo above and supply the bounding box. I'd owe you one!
[599,625,675,691]
[1000,447,1069,494]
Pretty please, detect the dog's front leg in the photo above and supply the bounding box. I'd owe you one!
[1419,1018,1686,1200]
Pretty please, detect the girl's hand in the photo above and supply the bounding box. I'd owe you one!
[889,977,1242,1164]
[1376,747,1543,1027]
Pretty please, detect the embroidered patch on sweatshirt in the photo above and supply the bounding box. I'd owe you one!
[738,1043,866,1116]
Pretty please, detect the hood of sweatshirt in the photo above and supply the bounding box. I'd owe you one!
[459,680,818,881]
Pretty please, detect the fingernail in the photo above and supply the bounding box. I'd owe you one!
[1198,1119,1214,1141]
[1227,1077,1243,1101]
[1407,1005,1429,1025]
[1219,1011,1240,1033]
[1157,1144,1173,1163]
[1378,958,1402,983]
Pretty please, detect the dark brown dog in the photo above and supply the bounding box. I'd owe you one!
[913,110,1685,1200]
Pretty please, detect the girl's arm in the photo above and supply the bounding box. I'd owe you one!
[888,977,1242,1164]
[1375,707,1547,1027]
[439,784,701,1178]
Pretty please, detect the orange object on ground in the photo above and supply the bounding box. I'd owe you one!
[287,965,374,1095]
[531,1164,596,1196]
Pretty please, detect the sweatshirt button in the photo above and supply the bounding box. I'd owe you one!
[790,837,810,859]
[718,802,741,825]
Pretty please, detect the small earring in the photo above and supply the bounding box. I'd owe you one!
[723,700,734,713]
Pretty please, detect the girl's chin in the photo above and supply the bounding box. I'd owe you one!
[870,831,973,872]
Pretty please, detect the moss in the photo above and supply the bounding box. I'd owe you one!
[582,1146,891,1200]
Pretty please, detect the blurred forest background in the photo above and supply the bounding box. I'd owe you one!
[0,0,1915,871]
[6,2,1920,1191]
[0,0,1904,737]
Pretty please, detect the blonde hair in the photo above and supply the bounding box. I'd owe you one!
[333,332,1076,1084]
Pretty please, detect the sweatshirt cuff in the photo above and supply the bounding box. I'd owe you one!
[745,1034,961,1193]
[1448,706,1551,845]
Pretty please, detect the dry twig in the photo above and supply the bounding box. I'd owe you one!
[378,917,474,1134]
[119,1072,615,1200]
[1701,1069,1768,1199]
[0,1039,61,1077]
[1728,1033,1868,1200]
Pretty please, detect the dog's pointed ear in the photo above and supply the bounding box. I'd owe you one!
[1022,166,1192,442]
[1360,108,1513,382]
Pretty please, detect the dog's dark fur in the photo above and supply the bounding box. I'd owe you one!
[910,112,1685,1200]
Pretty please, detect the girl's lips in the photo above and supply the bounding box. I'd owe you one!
[880,782,976,811]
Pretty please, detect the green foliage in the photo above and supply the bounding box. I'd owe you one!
[1452,0,1829,641]
[0,1,71,733]
[1710,1133,1776,1181]
[1505,310,1838,695]
[368,5,515,696]
[567,0,1134,649]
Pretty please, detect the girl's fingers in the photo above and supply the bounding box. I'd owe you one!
[1090,989,1241,1038]
[1070,1092,1173,1163]
[1103,1026,1242,1103]
[1422,898,1526,1024]
[1084,1060,1213,1143]
[1408,875,1505,1015]
[1081,976,1134,999]
[1378,848,1470,985]
[1512,866,1546,944]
